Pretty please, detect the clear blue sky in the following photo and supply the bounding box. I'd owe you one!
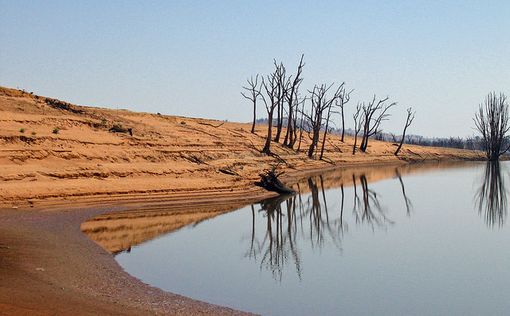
[1,1,509,137]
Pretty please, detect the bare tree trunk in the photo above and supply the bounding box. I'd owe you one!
[341,107,345,142]
[283,55,305,148]
[241,75,261,134]
[308,120,320,158]
[306,83,344,159]
[395,107,415,156]
[319,103,333,160]
[297,128,303,151]
[360,126,368,152]
[290,99,299,148]
[251,101,256,133]
[352,104,363,155]
[283,106,292,146]
[359,95,395,152]
[275,101,283,142]
[335,87,351,143]
[262,110,274,154]
[296,100,305,151]
[260,62,285,154]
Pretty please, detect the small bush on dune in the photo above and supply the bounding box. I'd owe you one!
[31,131,36,136]
[19,128,25,133]
[52,127,60,134]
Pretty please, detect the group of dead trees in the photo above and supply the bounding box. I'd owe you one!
[242,55,308,155]
[242,55,417,160]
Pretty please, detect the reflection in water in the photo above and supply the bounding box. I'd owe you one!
[247,172,407,281]
[354,174,393,228]
[111,162,510,316]
[475,162,508,227]
[81,203,243,254]
[396,168,413,215]
[83,161,476,255]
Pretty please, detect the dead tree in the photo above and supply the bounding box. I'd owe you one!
[297,98,306,151]
[352,104,363,155]
[261,62,286,154]
[290,94,304,149]
[306,83,343,159]
[318,100,333,160]
[359,95,396,152]
[394,107,416,156]
[283,55,305,148]
[273,63,288,143]
[335,87,353,142]
[474,92,510,161]
[241,75,262,134]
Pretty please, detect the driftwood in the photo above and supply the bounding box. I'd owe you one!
[255,168,295,195]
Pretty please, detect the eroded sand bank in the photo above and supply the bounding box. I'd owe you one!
[0,87,484,315]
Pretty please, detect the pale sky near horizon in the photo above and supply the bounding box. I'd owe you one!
[1,1,509,138]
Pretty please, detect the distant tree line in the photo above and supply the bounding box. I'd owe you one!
[382,133,489,151]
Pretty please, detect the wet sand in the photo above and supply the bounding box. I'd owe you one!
[0,194,264,316]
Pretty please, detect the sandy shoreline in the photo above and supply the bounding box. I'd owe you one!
[0,163,341,315]
[0,86,486,315]
[0,160,484,316]
[0,204,257,315]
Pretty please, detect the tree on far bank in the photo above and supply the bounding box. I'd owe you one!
[352,104,363,155]
[273,64,288,144]
[306,83,344,159]
[474,92,510,161]
[394,107,416,156]
[261,61,286,154]
[359,96,396,152]
[335,87,353,142]
[241,75,262,133]
[283,54,305,149]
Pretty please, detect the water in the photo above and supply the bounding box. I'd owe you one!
[115,161,510,316]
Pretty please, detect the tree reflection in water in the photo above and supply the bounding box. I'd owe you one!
[245,172,409,281]
[353,174,394,229]
[475,162,508,227]
[395,168,413,216]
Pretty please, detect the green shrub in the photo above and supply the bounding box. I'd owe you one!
[19,128,25,133]
[52,127,60,134]
[31,131,36,136]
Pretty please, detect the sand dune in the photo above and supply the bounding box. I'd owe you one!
[0,86,483,209]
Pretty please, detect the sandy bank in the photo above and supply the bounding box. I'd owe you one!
[0,87,485,315]
[0,86,483,209]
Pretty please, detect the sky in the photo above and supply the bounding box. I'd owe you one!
[1,0,509,138]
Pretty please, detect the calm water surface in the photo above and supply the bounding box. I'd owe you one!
[116,161,510,316]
